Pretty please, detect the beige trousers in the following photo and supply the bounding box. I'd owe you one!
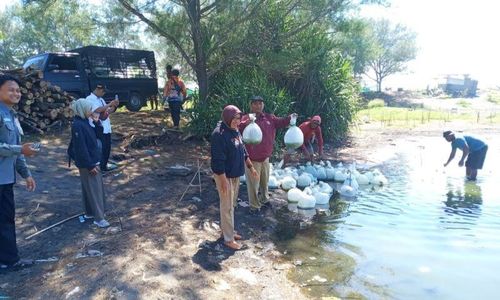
[214,176,240,242]
[79,168,106,221]
[245,158,270,210]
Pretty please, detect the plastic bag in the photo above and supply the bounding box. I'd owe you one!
[242,114,263,145]
[284,115,304,149]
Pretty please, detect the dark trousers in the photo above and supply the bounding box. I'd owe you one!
[168,101,182,127]
[101,133,111,171]
[0,184,19,265]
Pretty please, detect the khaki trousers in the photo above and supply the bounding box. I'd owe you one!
[245,158,270,210]
[79,168,106,221]
[214,176,240,242]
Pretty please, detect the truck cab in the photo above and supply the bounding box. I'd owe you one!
[23,46,159,111]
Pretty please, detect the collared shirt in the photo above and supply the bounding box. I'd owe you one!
[0,102,31,185]
[239,113,291,162]
[86,93,112,134]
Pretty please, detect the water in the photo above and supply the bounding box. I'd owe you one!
[277,136,499,299]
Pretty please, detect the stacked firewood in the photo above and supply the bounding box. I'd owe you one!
[0,68,74,134]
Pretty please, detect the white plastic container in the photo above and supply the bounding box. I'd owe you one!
[242,113,263,145]
[313,191,330,205]
[281,176,297,191]
[287,188,303,203]
[297,173,312,188]
[284,115,304,149]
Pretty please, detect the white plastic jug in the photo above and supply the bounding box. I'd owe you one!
[298,188,316,209]
[242,113,263,145]
[287,188,303,203]
[297,173,312,188]
[268,176,280,189]
[316,166,327,180]
[281,176,297,191]
[284,115,304,149]
[339,183,357,197]
[356,173,370,185]
[334,169,348,182]
[314,191,330,205]
[325,167,336,180]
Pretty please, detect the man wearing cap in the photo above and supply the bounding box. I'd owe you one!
[239,96,296,214]
[300,115,324,161]
[443,131,488,181]
[85,84,119,172]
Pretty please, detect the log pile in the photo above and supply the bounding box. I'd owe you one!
[0,68,74,134]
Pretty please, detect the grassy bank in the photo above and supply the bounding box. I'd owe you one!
[357,106,500,126]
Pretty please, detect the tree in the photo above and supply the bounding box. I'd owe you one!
[365,19,417,92]
[0,1,100,68]
[115,0,349,102]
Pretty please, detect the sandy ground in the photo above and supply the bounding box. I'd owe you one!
[0,111,305,300]
[0,109,497,300]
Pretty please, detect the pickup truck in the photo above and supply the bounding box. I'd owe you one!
[22,45,158,111]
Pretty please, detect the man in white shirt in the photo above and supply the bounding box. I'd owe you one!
[85,84,119,171]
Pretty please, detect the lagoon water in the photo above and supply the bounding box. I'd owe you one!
[278,136,499,299]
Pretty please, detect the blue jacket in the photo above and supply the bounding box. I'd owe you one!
[0,102,31,185]
[68,116,102,169]
[211,121,248,178]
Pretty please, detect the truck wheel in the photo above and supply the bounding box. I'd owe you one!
[126,93,143,112]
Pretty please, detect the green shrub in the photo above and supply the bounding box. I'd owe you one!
[367,99,385,108]
[186,68,293,140]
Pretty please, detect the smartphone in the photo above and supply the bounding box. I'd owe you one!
[31,142,41,152]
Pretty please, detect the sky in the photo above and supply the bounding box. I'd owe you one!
[2,0,499,89]
[360,0,500,89]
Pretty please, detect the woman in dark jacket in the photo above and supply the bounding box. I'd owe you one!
[211,105,258,250]
[69,99,109,228]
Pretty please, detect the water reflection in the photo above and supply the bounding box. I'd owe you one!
[444,181,482,218]
[275,136,499,299]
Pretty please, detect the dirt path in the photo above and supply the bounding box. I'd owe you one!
[0,111,305,300]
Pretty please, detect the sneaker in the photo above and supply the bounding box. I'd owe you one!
[93,219,110,228]
[84,214,94,219]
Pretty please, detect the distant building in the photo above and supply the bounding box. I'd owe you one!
[437,74,478,97]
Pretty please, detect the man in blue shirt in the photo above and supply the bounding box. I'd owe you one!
[443,130,488,181]
[0,75,38,270]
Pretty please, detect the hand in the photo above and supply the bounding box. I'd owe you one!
[21,143,38,157]
[89,167,99,176]
[26,177,36,192]
[250,167,259,179]
[110,99,119,107]
[458,160,464,167]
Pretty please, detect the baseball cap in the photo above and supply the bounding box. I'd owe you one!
[250,96,264,103]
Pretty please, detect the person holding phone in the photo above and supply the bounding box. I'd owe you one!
[85,83,119,171]
[68,98,109,228]
[0,75,37,270]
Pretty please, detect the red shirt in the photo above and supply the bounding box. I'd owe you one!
[299,121,324,154]
[239,113,291,162]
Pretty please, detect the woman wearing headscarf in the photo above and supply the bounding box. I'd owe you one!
[68,98,109,228]
[211,105,258,250]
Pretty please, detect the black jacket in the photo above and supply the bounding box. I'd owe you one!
[210,121,248,178]
[68,117,102,169]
